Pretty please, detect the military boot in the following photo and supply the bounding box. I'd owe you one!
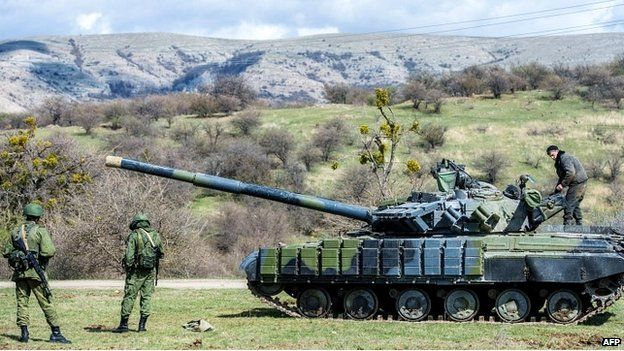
[112,316,129,333]
[49,326,71,344]
[138,315,148,332]
[18,326,29,343]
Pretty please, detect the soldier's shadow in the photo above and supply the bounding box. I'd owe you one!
[0,333,48,342]
[219,308,290,318]
[581,312,614,326]
[83,325,115,333]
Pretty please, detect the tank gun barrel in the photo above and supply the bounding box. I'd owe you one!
[105,156,373,223]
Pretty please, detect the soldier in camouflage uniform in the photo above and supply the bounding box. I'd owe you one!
[2,203,71,343]
[546,145,588,225]
[113,214,164,333]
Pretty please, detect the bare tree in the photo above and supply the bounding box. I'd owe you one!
[258,127,295,166]
[231,110,261,135]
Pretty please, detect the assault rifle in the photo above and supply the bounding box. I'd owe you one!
[13,235,53,298]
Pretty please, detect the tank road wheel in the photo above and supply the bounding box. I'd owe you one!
[495,289,531,323]
[297,288,331,318]
[444,289,479,321]
[396,289,431,321]
[344,288,379,320]
[255,283,283,297]
[546,289,582,324]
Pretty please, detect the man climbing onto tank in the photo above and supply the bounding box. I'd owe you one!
[2,203,71,343]
[546,145,588,225]
[113,214,164,333]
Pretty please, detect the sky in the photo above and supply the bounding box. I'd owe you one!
[0,0,623,41]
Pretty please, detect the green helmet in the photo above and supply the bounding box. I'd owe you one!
[23,203,44,217]
[129,214,150,229]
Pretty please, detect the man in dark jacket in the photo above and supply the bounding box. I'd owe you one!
[546,145,588,225]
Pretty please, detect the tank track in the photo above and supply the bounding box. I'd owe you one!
[248,277,624,324]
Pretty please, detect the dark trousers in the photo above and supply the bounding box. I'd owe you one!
[564,182,586,225]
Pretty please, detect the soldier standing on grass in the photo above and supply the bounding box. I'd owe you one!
[2,203,71,344]
[546,145,588,225]
[113,214,164,333]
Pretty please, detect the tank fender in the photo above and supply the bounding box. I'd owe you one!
[239,251,259,281]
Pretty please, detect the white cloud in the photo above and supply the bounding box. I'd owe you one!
[76,12,102,31]
[209,21,290,40]
[297,26,339,37]
[74,11,112,34]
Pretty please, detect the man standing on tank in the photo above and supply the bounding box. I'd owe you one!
[113,214,164,333]
[2,203,71,343]
[546,145,588,225]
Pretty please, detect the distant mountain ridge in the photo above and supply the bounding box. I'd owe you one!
[0,32,623,112]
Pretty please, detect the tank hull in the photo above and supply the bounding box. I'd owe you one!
[241,229,624,323]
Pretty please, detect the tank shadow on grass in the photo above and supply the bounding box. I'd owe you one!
[219,308,290,318]
[581,311,614,326]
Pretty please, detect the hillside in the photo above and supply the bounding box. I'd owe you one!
[1,32,623,112]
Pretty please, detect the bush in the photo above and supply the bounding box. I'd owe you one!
[210,200,292,255]
[206,138,272,183]
[121,115,156,137]
[585,158,605,179]
[170,120,199,144]
[231,110,261,136]
[418,124,448,151]
[512,62,551,89]
[312,119,347,161]
[189,93,219,117]
[486,67,511,98]
[323,83,349,103]
[476,151,509,184]
[258,127,295,166]
[335,165,378,205]
[541,74,572,100]
[606,155,623,182]
[210,75,257,110]
[46,168,223,278]
[298,143,322,171]
[73,102,105,135]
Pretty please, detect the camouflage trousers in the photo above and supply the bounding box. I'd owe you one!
[120,268,155,318]
[564,182,586,225]
[15,278,59,327]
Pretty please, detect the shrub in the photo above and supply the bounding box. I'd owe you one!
[313,122,344,161]
[46,168,222,278]
[189,93,219,117]
[298,143,322,171]
[512,62,551,89]
[541,74,572,100]
[258,127,295,166]
[418,124,448,151]
[475,151,509,184]
[210,75,257,109]
[486,67,511,98]
[210,200,292,255]
[585,158,605,179]
[73,102,105,135]
[606,155,623,182]
[231,110,261,136]
[207,138,272,183]
[323,83,349,103]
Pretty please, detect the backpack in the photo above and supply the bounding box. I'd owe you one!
[136,228,159,269]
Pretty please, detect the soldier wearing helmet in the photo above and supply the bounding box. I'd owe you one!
[2,203,71,343]
[113,214,164,333]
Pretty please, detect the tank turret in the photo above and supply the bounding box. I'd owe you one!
[106,156,564,234]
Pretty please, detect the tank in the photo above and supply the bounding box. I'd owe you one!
[105,156,624,324]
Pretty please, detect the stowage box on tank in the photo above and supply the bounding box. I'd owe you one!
[106,156,624,324]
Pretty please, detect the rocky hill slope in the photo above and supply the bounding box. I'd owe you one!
[1,32,623,112]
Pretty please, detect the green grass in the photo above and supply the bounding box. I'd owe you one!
[0,288,621,349]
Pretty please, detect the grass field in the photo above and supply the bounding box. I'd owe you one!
[0,287,622,349]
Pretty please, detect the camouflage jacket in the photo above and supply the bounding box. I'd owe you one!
[2,221,56,282]
[123,224,164,270]
[555,151,588,187]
